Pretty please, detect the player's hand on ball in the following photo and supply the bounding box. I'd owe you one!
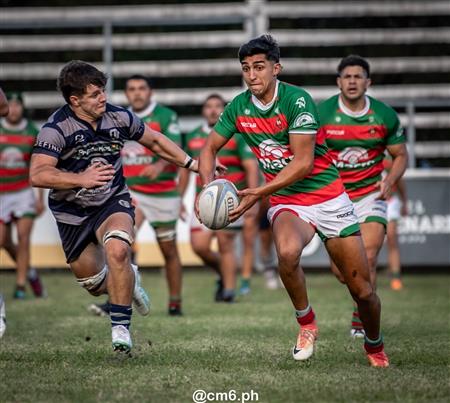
[79,162,114,189]
[214,162,227,177]
[229,188,261,222]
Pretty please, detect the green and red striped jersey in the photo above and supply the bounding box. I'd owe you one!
[214,81,344,206]
[122,102,181,197]
[0,118,39,193]
[319,94,405,201]
[185,124,256,194]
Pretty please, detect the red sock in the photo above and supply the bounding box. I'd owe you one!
[296,308,316,326]
[364,335,384,354]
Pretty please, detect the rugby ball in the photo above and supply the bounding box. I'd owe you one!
[198,179,240,230]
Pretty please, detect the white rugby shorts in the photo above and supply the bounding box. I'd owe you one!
[267,192,360,241]
[0,187,37,223]
[387,194,401,222]
[130,190,180,228]
[353,191,388,226]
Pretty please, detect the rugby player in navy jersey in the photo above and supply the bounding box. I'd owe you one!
[29,61,202,354]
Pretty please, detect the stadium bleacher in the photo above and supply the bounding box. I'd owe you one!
[1,0,449,167]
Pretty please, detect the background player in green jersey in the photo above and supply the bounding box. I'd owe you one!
[319,55,408,337]
[0,92,46,300]
[89,75,185,316]
[198,35,389,367]
[0,87,9,339]
[180,94,259,302]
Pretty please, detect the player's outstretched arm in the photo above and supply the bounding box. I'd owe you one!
[198,130,229,186]
[138,125,198,172]
[30,154,115,190]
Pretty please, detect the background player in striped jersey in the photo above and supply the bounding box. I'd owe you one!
[319,55,408,337]
[198,35,389,367]
[179,94,259,302]
[30,61,202,353]
[90,75,185,316]
[0,92,46,299]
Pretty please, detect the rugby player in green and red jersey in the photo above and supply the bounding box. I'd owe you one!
[122,75,185,316]
[318,55,408,338]
[0,92,46,299]
[198,35,389,367]
[179,94,259,302]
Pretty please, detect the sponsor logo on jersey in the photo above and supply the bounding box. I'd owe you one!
[118,199,131,208]
[240,122,257,129]
[258,139,293,170]
[75,134,85,144]
[294,112,316,129]
[326,129,345,136]
[295,97,306,109]
[109,128,120,140]
[35,140,62,154]
[73,141,122,160]
[334,147,375,169]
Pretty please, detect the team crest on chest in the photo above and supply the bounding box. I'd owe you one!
[109,128,120,139]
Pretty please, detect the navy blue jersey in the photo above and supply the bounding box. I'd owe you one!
[33,103,145,224]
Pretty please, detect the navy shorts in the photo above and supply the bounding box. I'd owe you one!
[57,194,135,263]
[259,213,271,230]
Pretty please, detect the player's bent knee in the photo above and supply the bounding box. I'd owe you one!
[353,284,376,303]
[105,242,130,266]
[103,229,133,264]
[76,266,107,296]
[277,245,301,268]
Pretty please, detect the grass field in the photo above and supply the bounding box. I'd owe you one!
[0,270,449,403]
